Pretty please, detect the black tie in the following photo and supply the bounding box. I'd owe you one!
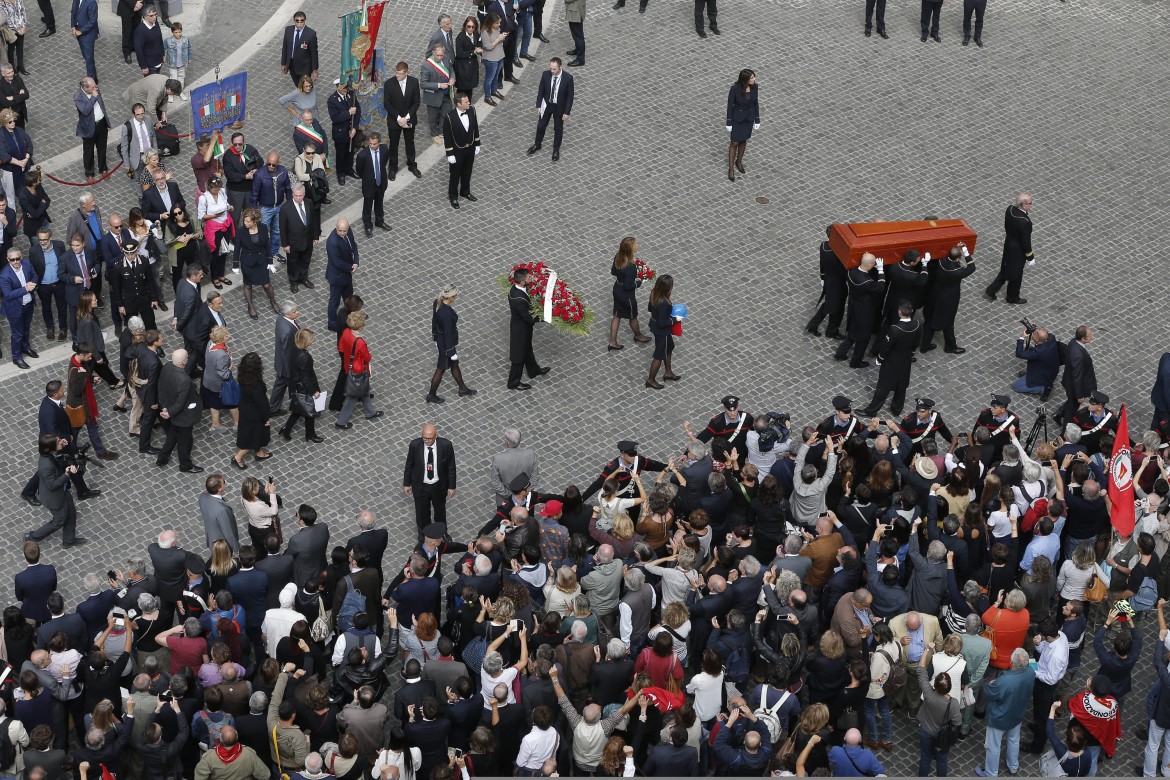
[426,446,434,479]
[293,29,301,52]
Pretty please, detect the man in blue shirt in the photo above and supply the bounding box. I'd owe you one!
[829,729,885,777]
[1020,512,1063,577]
[29,228,68,341]
[712,704,772,776]
[976,647,1035,777]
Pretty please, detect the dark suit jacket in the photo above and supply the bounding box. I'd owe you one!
[227,568,269,630]
[77,590,119,639]
[325,229,358,286]
[1016,336,1060,390]
[278,199,320,252]
[17,184,51,237]
[403,436,457,491]
[138,345,163,406]
[99,229,132,270]
[353,146,389,198]
[382,75,421,126]
[29,242,66,285]
[393,679,436,723]
[14,564,58,624]
[140,182,187,223]
[148,542,187,602]
[0,259,35,318]
[110,257,160,313]
[36,611,86,651]
[281,25,319,75]
[70,0,98,35]
[157,362,201,426]
[185,303,224,345]
[346,529,389,576]
[1062,340,1096,401]
[62,250,100,306]
[273,316,298,379]
[442,105,480,156]
[286,523,330,589]
[535,69,574,115]
[173,278,201,336]
[508,285,535,363]
[255,553,295,608]
[37,455,71,513]
[644,743,699,777]
[38,396,72,440]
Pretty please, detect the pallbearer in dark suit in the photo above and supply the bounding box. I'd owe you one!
[920,243,975,355]
[833,253,886,368]
[986,193,1034,305]
[427,284,476,404]
[383,63,422,180]
[402,424,458,541]
[527,59,574,161]
[443,94,480,209]
[353,133,390,237]
[645,273,680,390]
[278,184,320,291]
[861,301,921,416]
[506,266,547,390]
[806,225,847,339]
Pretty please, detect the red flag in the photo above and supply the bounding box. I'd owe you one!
[1108,404,1135,536]
[360,1,387,76]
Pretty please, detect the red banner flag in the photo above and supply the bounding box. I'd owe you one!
[360,1,387,76]
[1108,404,1135,536]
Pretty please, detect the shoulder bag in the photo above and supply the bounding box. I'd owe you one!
[220,376,241,406]
[344,336,370,399]
[981,609,1002,662]
[65,366,87,427]
[1084,571,1108,603]
[272,726,292,780]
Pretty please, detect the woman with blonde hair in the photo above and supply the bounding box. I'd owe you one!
[202,324,239,433]
[138,148,170,192]
[279,75,318,123]
[280,328,323,443]
[648,602,691,664]
[428,283,476,403]
[205,539,239,592]
[793,702,831,774]
[241,475,280,554]
[336,310,380,428]
[807,629,850,706]
[590,510,639,560]
[541,565,580,619]
[85,699,122,737]
[608,236,651,351]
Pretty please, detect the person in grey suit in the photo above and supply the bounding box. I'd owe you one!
[26,434,86,547]
[269,301,300,414]
[74,77,113,182]
[420,46,454,141]
[490,427,539,501]
[199,473,240,551]
[155,348,204,473]
[171,263,203,373]
[427,15,456,70]
[285,504,329,588]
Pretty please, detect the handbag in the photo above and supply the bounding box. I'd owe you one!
[292,391,318,418]
[344,337,370,399]
[981,609,1002,662]
[1084,573,1108,603]
[65,403,87,427]
[220,377,241,406]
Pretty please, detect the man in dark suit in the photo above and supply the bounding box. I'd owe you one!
[280,12,318,85]
[227,546,268,658]
[141,169,186,223]
[109,240,159,331]
[1060,325,1097,425]
[286,504,329,588]
[133,6,164,75]
[26,435,86,548]
[986,193,1034,305]
[20,380,97,504]
[392,659,436,723]
[98,215,132,333]
[74,78,113,181]
[1013,325,1060,399]
[346,510,389,584]
[383,62,422,180]
[327,79,361,186]
[155,348,203,473]
[171,263,203,372]
[62,233,100,339]
[35,591,87,649]
[861,301,922,417]
[185,290,226,375]
[643,728,699,776]
[256,534,295,607]
[76,577,119,639]
[325,219,358,332]
[403,424,457,538]
[137,328,165,454]
[833,253,887,369]
[70,0,100,81]
[1,248,39,368]
[442,94,480,210]
[506,266,546,390]
[352,133,390,238]
[269,301,300,413]
[278,185,320,292]
[147,528,185,624]
[920,243,976,355]
[115,0,142,62]
[14,540,57,624]
[29,229,70,341]
[919,0,942,41]
[527,59,574,161]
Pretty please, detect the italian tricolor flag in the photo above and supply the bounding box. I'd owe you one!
[211,131,226,158]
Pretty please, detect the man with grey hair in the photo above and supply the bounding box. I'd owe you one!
[269,300,299,414]
[427,14,455,68]
[148,528,186,625]
[293,752,332,780]
[553,620,595,710]
[491,427,539,501]
[985,191,1034,306]
[155,347,202,473]
[961,612,992,733]
[618,567,654,655]
[234,691,270,757]
[768,534,813,581]
[588,638,634,708]
[790,435,838,527]
[346,510,388,583]
[580,544,622,633]
[278,181,319,293]
[551,663,639,774]
[906,517,948,615]
[76,572,119,638]
[975,646,1034,777]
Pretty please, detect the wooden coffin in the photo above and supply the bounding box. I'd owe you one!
[828,219,978,269]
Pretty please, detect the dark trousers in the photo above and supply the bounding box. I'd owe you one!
[28,493,79,544]
[426,96,451,137]
[119,10,141,56]
[328,282,352,332]
[694,0,716,27]
[917,728,949,777]
[155,0,171,24]
[986,258,1024,302]
[281,409,317,439]
[865,0,887,31]
[921,324,957,351]
[156,421,194,469]
[333,130,355,179]
[1029,678,1058,750]
[533,0,547,36]
[387,124,417,171]
[361,183,387,229]
[269,374,289,412]
[568,21,585,60]
[502,29,518,76]
[22,457,90,499]
[447,150,474,201]
[7,34,24,72]
[864,372,910,416]
[247,524,271,559]
[534,102,565,149]
[834,335,870,368]
[507,339,542,387]
[963,0,986,37]
[77,32,97,80]
[138,400,159,451]
[286,246,313,284]
[412,483,448,539]
[807,280,846,334]
[36,0,54,29]
[82,123,110,176]
[37,283,68,332]
[920,0,942,35]
[7,301,33,359]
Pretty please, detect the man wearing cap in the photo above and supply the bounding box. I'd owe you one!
[490,427,539,502]
[403,423,457,542]
[536,501,569,562]
[685,396,754,465]
[582,441,668,504]
[833,252,886,369]
[1072,391,1119,455]
[898,398,954,455]
[861,301,920,417]
[109,239,160,330]
[817,395,862,443]
[1013,325,1060,400]
[973,395,1019,462]
[389,523,470,589]
[484,473,550,534]
[178,554,211,619]
[920,243,975,355]
[327,78,361,186]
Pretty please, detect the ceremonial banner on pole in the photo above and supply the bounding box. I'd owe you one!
[189,72,247,136]
[360,2,387,76]
[1108,404,1135,536]
[339,10,364,85]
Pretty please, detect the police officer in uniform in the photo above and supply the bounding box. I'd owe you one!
[973,394,1019,462]
[986,193,1034,305]
[898,398,954,455]
[327,78,361,186]
[921,243,976,355]
[817,395,863,443]
[833,253,886,368]
[383,522,471,605]
[582,440,668,503]
[1071,391,1120,455]
[685,395,754,464]
[861,301,921,417]
[480,472,552,535]
[109,239,160,331]
[805,226,847,339]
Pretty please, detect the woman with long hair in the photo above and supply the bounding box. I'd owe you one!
[232,351,272,469]
[234,207,277,318]
[400,612,440,665]
[329,294,364,410]
[74,290,121,385]
[280,328,324,443]
[241,475,280,554]
[428,284,476,403]
[646,273,679,389]
[279,75,318,123]
[197,176,235,284]
[373,727,422,780]
[724,69,759,182]
[2,604,34,670]
[607,236,652,351]
[205,538,239,591]
[164,205,201,292]
[479,13,506,105]
[454,16,482,100]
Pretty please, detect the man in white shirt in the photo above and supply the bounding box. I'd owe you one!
[1026,617,1068,753]
[261,583,303,657]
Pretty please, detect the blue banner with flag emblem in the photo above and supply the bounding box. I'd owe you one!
[190,72,248,136]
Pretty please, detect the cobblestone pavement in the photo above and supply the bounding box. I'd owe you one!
[2,0,1167,774]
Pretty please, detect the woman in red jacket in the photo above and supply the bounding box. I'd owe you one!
[981,588,1031,670]
[335,309,381,429]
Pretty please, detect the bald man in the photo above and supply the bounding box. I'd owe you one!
[829,728,885,776]
[712,702,772,774]
[192,725,270,780]
[155,348,203,472]
[986,192,1034,305]
[325,218,359,332]
[403,423,457,540]
[834,252,887,369]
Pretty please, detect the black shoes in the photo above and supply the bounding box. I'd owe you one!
[921,343,936,352]
[879,30,888,38]
[426,392,445,404]
[336,422,353,429]
[975,37,983,46]
[64,537,88,547]
[410,166,422,178]
[945,347,967,354]
[709,23,720,34]
[984,288,997,300]
[39,28,54,37]
[21,494,40,507]
[307,435,325,443]
[865,29,871,36]
[566,60,583,67]
[364,227,373,237]
[463,193,478,202]
[538,34,550,42]
[806,326,821,336]
[534,367,551,376]
[963,34,970,45]
[566,49,577,55]
[920,34,927,41]
[180,465,205,473]
[450,199,460,209]
[25,348,39,358]
[697,27,707,37]
[527,144,541,155]
[1007,298,1028,305]
[13,359,29,369]
[931,33,941,42]
[279,429,292,441]
[78,489,102,499]
[511,383,532,390]
[552,149,560,161]
[376,223,392,231]
[458,387,478,396]
[506,76,521,84]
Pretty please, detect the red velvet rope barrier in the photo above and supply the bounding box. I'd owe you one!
[156,127,195,139]
[42,161,124,187]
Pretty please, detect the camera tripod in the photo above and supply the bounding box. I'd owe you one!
[1023,406,1050,455]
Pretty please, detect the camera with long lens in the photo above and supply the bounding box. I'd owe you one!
[59,443,97,469]
[755,412,791,453]
[1020,316,1038,336]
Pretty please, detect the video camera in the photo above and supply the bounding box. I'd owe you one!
[755,412,791,453]
[60,443,100,469]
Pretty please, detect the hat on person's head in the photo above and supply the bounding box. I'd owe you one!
[914,458,939,480]
[422,523,446,541]
[332,77,342,85]
[539,500,563,517]
[1088,390,1110,405]
[990,394,1010,408]
[122,239,139,253]
[832,395,852,412]
[185,553,205,575]
[509,473,531,493]
[721,395,739,411]
[915,397,935,412]
[617,440,638,455]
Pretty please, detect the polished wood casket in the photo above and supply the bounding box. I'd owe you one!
[828,219,978,269]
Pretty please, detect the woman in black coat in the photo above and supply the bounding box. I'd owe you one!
[427,284,476,403]
[454,17,482,99]
[645,273,679,389]
[234,208,278,319]
[280,328,323,443]
[724,69,759,182]
[607,236,651,351]
[232,351,272,469]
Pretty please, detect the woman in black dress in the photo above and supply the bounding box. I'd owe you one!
[454,16,482,100]
[280,328,324,443]
[607,236,652,351]
[645,273,680,389]
[234,208,278,319]
[232,351,272,469]
[427,284,477,403]
[725,69,760,182]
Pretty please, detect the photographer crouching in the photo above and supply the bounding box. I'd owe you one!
[1013,319,1060,401]
[24,433,88,547]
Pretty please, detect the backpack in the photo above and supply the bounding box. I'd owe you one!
[335,575,365,634]
[714,634,749,685]
[1132,576,1160,612]
[0,717,16,771]
[115,119,132,160]
[198,709,234,751]
[876,647,908,699]
[752,689,789,745]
